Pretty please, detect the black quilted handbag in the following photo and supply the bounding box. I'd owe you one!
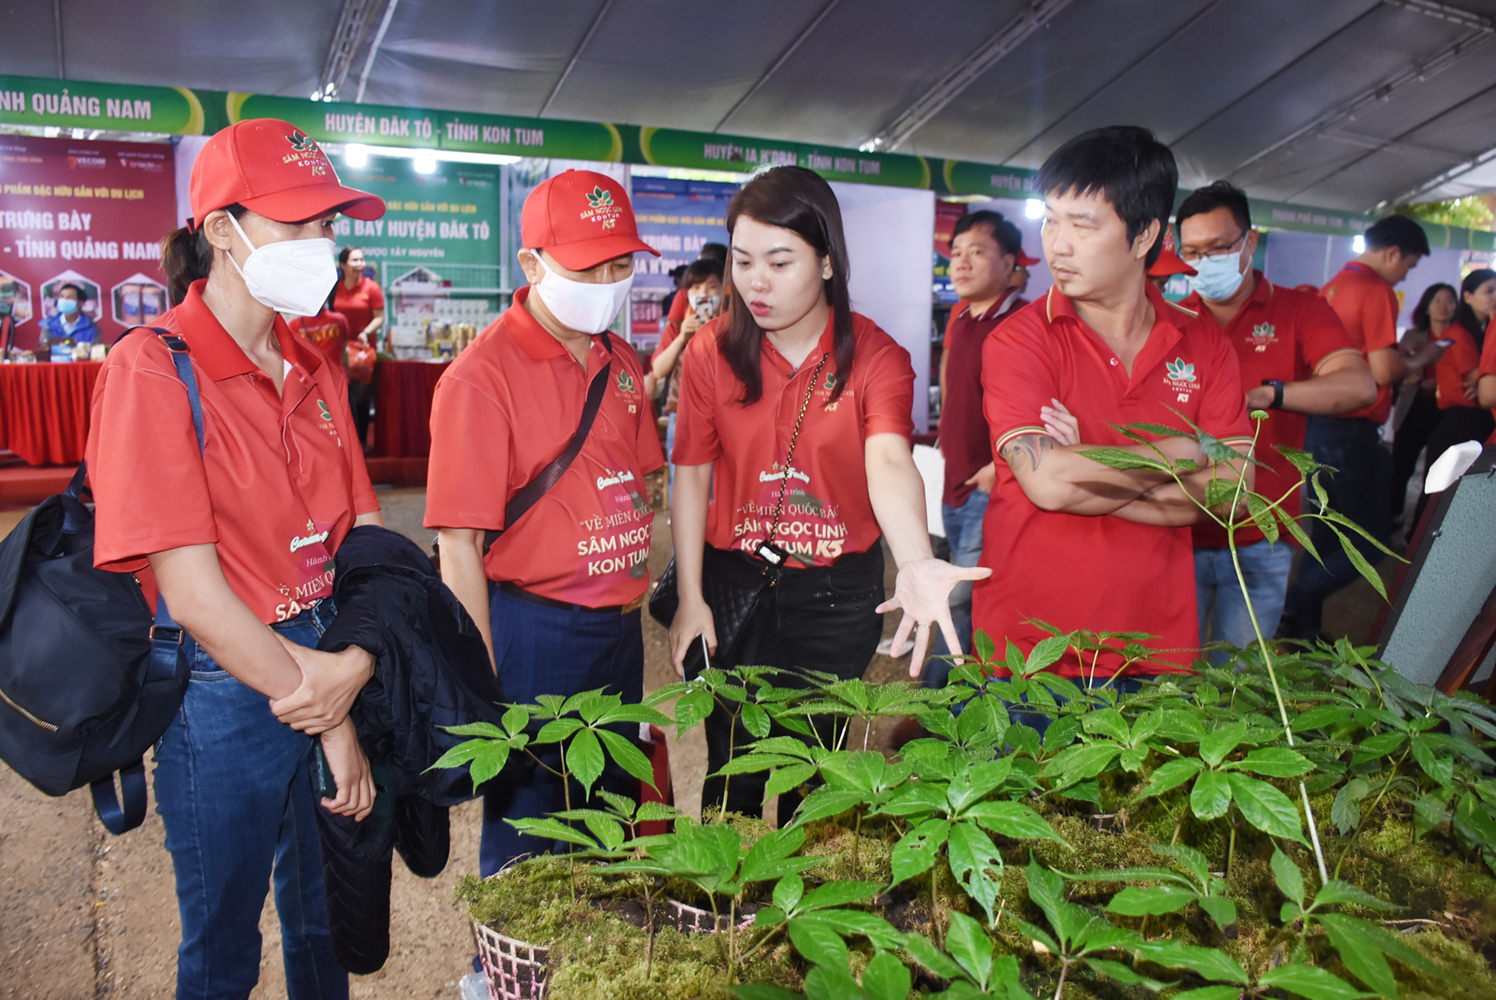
[648,546,778,676]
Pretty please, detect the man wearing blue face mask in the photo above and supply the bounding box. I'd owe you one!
[426,169,665,875]
[41,283,100,347]
[1175,182,1376,655]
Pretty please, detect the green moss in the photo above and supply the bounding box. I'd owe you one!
[457,857,805,1000]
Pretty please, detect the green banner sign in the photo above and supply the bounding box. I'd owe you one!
[232,93,623,163]
[332,159,501,269]
[0,75,217,134]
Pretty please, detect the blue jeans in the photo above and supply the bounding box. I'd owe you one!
[1281,416,1393,639]
[925,488,989,687]
[480,586,645,875]
[153,601,345,1000]
[1195,540,1294,665]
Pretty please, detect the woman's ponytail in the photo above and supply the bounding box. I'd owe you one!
[159,204,245,306]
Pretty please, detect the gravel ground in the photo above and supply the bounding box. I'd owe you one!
[0,485,1391,998]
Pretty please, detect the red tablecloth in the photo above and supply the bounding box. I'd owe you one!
[372,359,449,458]
[0,361,102,466]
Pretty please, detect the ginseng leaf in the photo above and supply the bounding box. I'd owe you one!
[1077,447,1171,472]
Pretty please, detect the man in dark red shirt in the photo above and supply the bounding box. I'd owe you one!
[928,210,1035,682]
[1175,181,1375,658]
[1280,214,1434,641]
[976,127,1253,685]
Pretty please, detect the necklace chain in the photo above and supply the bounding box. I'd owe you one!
[766,352,830,547]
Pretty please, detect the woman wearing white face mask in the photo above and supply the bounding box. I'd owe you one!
[425,170,665,876]
[85,118,386,998]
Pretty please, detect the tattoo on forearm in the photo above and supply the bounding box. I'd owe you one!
[1000,433,1055,473]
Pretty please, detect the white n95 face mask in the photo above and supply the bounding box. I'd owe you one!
[225,213,338,318]
[532,252,633,335]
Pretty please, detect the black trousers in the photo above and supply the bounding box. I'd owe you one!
[1281,416,1392,639]
[698,544,884,822]
[1389,392,1440,521]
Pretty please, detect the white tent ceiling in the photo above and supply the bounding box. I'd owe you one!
[9,0,1496,211]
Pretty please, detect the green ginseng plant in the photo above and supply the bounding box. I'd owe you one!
[1078,408,1404,884]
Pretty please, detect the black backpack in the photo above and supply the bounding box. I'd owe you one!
[0,327,202,834]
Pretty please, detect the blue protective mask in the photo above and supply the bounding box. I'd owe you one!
[1186,251,1248,302]
[57,299,79,315]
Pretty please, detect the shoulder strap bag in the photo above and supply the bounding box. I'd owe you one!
[0,327,203,834]
[482,332,614,555]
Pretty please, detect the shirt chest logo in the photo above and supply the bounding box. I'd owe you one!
[1164,357,1199,402]
[613,369,638,412]
[1249,322,1278,353]
[315,398,343,447]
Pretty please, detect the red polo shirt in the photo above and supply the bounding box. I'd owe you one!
[939,291,1027,508]
[424,287,664,608]
[975,283,1252,676]
[673,312,914,567]
[1433,321,1482,409]
[1180,274,1360,549]
[290,308,351,370]
[1320,262,1399,423]
[87,281,379,624]
[1480,330,1496,442]
[333,276,384,343]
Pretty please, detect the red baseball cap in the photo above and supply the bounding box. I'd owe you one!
[522,169,658,271]
[190,118,384,226]
[1015,248,1041,267]
[1149,227,1197,278]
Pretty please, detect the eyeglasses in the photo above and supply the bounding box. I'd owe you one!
[1178,230,1247,265]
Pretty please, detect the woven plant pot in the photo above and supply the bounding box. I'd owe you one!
[470,893,755,999]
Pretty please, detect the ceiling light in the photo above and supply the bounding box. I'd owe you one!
[1352,235,1366,254]
[1025,199,1044,219]
[413,150,437,174]
[345,143,369,169]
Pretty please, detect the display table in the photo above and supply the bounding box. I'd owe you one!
[0,361,102,466]
[372,358,448,459]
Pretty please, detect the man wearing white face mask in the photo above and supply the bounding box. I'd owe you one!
[425,169,664,875]
[1175,181,1376,654]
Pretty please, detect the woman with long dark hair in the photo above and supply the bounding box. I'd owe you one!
[1389,282,1455,522]
[87,119,384,997]
[1424,269,1496,474]
[668,166,985,820]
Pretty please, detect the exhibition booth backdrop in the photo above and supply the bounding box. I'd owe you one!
[3,71,1494,468]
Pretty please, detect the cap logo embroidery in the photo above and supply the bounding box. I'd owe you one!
[282,129,329,176]
[580,185,622,230]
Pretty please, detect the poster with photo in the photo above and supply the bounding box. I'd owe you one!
[628,177,735,348]
[0,134,177,349]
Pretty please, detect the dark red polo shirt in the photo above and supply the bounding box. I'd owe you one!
[975,283,1252,676]
[1180,274,1360,549]
[939,291,1026,508]
[88,280,379,623]
[1320,262,1399,423]
[424,286,665,608]
[673,312,914,567]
